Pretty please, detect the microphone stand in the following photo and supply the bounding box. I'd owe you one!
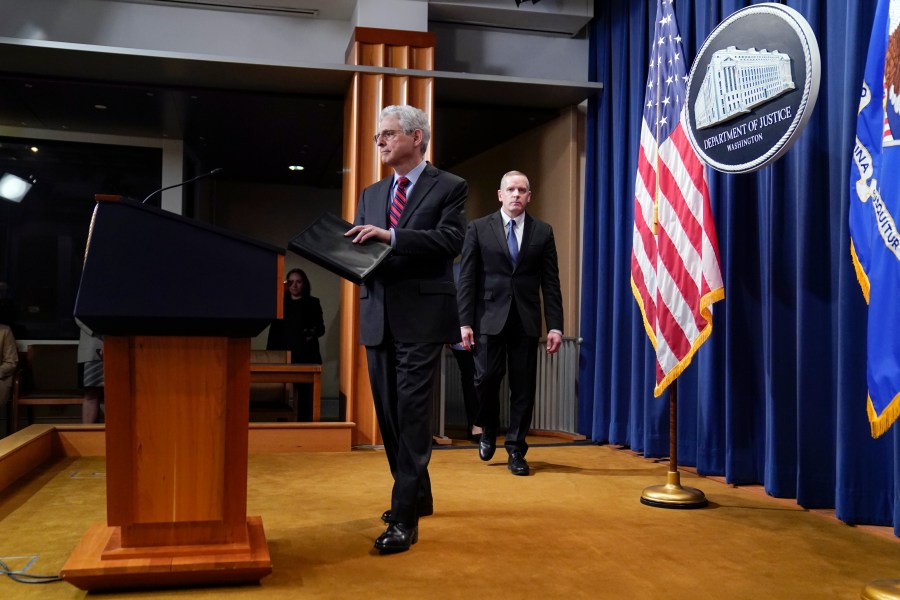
[142,168,223,205]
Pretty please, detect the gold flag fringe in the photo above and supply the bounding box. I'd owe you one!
[653,286,725,398]
[848,241,897,437]
[631,276,658,348]
[869,392,900,439]
[850,241,870,304]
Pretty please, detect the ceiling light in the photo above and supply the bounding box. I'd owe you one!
[0,173,33,203]
[288,165,304,171]
[94,104,107,110]
[29,146,38,153]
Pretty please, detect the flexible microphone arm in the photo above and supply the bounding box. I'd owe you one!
[142,167,224,204]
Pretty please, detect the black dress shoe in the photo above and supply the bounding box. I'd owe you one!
[374,522,418,554]
[508,451,530,476]
[381,505,433,524]
[478,432,496,461]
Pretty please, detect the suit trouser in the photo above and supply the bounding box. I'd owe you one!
[473,303,538,455]
[366,337,442,525]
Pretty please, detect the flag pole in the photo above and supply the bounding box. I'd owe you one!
[640,381,707,508]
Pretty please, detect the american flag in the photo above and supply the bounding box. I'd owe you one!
[631,0,725,397]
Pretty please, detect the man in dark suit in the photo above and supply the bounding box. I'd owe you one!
[457,170,563,476]
[346,105,467,553]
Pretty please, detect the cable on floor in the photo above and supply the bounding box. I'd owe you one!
[0,559,62,584]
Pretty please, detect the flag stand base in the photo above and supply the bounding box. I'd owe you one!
[861,579,900,599]
[640,471,707,509]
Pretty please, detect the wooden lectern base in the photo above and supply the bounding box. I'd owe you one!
[60,516,272,591]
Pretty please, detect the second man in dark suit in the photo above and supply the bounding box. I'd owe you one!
[457,170,563,476]
[347,105,467,553]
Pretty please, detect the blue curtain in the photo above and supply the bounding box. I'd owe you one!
[580,0,900,533]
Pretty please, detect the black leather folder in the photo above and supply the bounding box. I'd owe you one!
[288,212,391,284]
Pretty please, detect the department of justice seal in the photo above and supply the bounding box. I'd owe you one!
[684,3,820,173]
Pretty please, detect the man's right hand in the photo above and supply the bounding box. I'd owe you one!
[460,326,475,351]
[345,224,390,244]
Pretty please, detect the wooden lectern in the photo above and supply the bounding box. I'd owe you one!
[61,197,284,591]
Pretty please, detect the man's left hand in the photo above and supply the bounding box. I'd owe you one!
[546,331,562,355]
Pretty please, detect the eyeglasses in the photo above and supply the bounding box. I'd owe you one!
[373,129,403,143]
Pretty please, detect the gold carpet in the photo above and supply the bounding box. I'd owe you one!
[1,440,898,599]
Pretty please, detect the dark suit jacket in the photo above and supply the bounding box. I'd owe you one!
[354,162,467,345]
[457,210,563,337]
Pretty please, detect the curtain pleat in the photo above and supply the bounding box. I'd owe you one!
[581,0,899,531]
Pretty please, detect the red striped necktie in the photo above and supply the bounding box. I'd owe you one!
[389,176,410,229]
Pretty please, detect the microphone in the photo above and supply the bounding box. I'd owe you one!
[142,168,224,204]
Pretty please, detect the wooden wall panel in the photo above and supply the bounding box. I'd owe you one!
[410,78,434,162]
[275,254,284,319]
[411,46,434,70]
[386,76,409,111]
[340,79,360,429]
[357,75,384,185]
[388,45,409,68]
[360,43,384,67]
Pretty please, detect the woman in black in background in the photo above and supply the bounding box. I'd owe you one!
[267,268,325,419]
[268,268,325,364]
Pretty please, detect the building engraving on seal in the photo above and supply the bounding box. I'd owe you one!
[694,46,794,129]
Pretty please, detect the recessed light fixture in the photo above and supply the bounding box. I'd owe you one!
[94,104,107,110]
[288,165,304,171]
[29,146,38,153]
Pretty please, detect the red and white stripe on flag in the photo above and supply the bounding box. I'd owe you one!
[630,0,724,397]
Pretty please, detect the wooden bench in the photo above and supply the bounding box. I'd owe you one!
[249,350,322,422]
[11,344,85,432]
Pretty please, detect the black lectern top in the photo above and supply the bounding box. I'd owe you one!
[74,197,284,337]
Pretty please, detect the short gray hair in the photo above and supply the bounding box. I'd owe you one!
[500,170,530,191]
[381,105,431,154]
